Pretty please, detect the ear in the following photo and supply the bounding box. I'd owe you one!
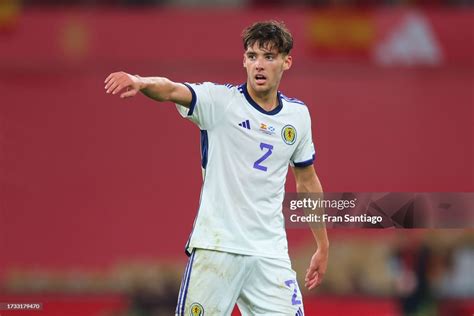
[243,54,246,68]
[283,55,292,71]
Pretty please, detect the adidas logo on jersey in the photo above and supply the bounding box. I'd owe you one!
[238,119,251,130]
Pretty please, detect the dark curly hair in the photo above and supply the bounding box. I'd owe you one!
[242,20,293,55]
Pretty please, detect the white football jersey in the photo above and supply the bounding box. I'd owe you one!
[176,82,315,259]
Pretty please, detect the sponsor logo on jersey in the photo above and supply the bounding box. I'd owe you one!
[190,303,204,316]
[238,119,251,130]
[259,123,275,135]
[282,125,297,145]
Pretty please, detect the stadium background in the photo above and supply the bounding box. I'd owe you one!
[0,0,473,315]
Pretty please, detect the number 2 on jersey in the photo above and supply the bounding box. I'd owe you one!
[285,279,302,306]
[253,142,273,172]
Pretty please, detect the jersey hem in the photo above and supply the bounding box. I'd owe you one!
[293,153,316,168]
[187,243,290,260]
[182,83,197,115]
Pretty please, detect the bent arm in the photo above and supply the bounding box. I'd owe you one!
[104,71,193,107]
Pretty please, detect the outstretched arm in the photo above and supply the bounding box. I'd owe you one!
[292,165,329,290]
[104,71,192,107]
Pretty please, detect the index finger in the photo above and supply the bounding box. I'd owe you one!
[305,272,318,289]
[305,267,318,280]
[104,73,115,84]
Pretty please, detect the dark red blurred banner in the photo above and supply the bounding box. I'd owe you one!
[0,8,472,66]
[305,8,474,66]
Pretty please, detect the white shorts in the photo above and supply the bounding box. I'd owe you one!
[175,248,305,316]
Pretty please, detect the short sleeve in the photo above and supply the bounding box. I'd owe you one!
[175,82,233,130]
[290,107,316,167]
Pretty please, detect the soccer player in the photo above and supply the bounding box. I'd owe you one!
[104,20,328,316]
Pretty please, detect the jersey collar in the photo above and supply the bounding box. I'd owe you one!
[240,83,283,116]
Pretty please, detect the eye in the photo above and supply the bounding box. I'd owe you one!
[265,55,274,61]
[248,55,256,60]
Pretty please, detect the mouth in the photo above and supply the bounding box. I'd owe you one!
[254,74,267,85]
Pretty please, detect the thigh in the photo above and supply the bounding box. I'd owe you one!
[237,257,305,316]
[175,248,249,316]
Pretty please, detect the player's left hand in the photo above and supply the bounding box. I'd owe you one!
[305,248,328,290]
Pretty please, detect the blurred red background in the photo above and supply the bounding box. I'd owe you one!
[0,4,472,316]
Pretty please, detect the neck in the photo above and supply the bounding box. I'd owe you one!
[246,83,279,112]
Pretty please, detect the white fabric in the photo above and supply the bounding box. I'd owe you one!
[176,82,315,259]
[175,248,305,315]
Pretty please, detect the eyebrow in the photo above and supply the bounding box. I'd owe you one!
[246,51,277,56]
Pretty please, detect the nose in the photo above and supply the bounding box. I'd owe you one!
[255,57,264,71]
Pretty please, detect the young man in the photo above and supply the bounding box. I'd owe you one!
[105,21,328,316]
